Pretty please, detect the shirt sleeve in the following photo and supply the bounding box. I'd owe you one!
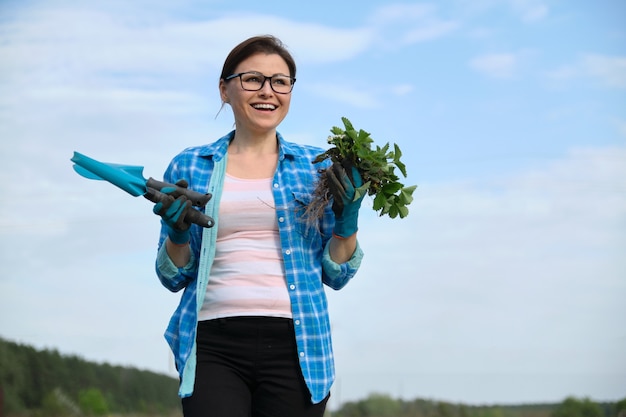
[321,239,364,290]
[155,242,197,292]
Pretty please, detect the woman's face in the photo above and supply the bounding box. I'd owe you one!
[220,53,292,137]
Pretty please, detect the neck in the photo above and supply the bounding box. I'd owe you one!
[229,129,278,155]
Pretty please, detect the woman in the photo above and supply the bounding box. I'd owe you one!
[154,35,365,416]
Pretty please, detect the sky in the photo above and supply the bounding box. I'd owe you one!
[0,0,625,409]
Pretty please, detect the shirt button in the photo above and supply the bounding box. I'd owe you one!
[285,249,291,255]
[278,217,284,222]
[273,183,279,188]
[289,284,296,290]
[295,319,301,325]
[299,352,305,357]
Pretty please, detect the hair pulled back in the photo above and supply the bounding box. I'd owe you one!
[220,35,297,80]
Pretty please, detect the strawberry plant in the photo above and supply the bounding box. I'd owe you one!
[307,117,417,221]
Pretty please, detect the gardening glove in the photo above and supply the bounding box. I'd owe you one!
[326,160,364,238]
[153,179,192,245]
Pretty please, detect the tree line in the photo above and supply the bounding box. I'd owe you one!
[330,392,626,417]
[0,337,181,416]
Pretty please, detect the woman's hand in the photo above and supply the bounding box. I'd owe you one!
[153,179,192,245]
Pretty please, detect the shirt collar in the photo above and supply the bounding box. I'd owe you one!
[197,130,299,161]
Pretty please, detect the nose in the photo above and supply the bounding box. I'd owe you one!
[258,78,274,95]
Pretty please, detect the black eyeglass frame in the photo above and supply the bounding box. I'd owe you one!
[224,71,296,94]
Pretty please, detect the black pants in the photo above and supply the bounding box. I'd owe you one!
[182,317,329,417]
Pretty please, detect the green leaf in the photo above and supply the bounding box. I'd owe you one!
[400,185,417,204]
[342,117,354,131]
[330,126,343,135]
[388,204,399,218]
[393,143,402,159]
[354,182,370,201]
[381,182,403,195]
[373,192,386,211]
[357,128,370,142]
[396,159,407,178]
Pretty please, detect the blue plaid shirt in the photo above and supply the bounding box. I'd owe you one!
[155,131,363,403]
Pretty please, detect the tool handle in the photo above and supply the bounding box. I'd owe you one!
[146,177,212,208]
[144,188,215,228]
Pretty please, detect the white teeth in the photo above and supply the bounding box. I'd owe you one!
[253,103,276,110]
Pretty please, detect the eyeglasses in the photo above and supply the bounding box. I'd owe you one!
[225,71,296,94]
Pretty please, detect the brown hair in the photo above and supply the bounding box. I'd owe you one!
[220,35,297,80]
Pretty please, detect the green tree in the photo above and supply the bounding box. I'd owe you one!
[458,404,470,417]
[616,397,626,417]
[552,396,601,417]
[437,401,453,417]
[39,391,66,417]
[359,393,402,416]
[79,388,109,416]
[38,388,81,417]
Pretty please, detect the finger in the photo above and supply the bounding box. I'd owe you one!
[332,162,354,195]
[341,159,355,183]
[331,198,344,217]
[173,198,192,230]
[175,179,189,188]
[326,165,348,201]
[349,166,363,188]
[153,194,175,216]
[165,198,183,219]
[166,196,190,220]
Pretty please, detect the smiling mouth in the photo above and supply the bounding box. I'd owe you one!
[252,103,277,111]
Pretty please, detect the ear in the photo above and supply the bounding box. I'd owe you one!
[219,79,229,103]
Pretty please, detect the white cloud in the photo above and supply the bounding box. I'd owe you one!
[545,64,579,82]
[370,3,459,46]
[0,8,374,86]
[304,83,379,109]
[582,54,626,88]
[469,52,518,78]
[510,0,549,23]
[546,54,626,89]
[616,118,626,137]
[372,3,434,24]
[390,84,414,96]
[403,20,459,43]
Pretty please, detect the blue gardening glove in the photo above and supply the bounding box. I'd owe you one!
[326,160,364,238]
[153,179,192,244]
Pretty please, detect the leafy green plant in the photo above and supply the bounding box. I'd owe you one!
[79,388,109,416]
[307,117,417,220]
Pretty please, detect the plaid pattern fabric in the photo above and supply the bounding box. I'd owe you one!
[155,131,363,403]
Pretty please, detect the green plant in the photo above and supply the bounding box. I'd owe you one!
[79,388,109,416]
[308,117,416,220]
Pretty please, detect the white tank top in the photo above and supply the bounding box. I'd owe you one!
[198,174,292,321]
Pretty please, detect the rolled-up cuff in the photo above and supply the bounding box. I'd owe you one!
[156,243,195,278]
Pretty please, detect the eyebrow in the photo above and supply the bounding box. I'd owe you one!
[242,70,292,77]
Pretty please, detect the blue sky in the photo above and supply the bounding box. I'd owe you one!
[0,0,625,408]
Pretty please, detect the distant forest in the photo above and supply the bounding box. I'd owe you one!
[0,337,181,416]
[0,337,624,417]
[331,393,626,417]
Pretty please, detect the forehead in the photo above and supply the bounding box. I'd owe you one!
[234,53,290,75]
